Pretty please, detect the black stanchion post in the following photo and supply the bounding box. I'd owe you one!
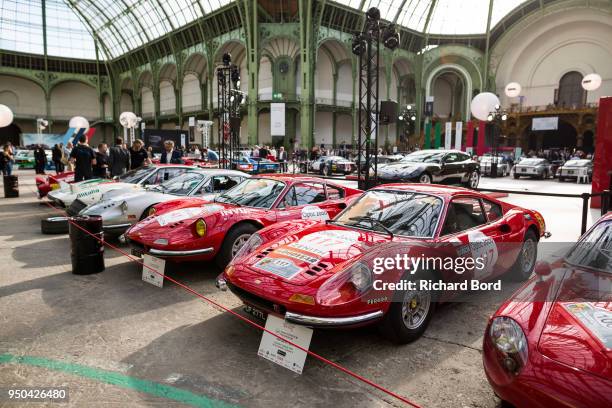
[581,193,590,235]
[602,190,611,216]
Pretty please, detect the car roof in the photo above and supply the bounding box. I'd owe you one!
[254,174,339,184]
[373,183,478,197]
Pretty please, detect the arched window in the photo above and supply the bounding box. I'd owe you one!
[557,72,585,107]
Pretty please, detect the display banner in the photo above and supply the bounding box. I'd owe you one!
[21,133,66,147]
[271,103,286,136]
[477,121,486,156]
[444,122,452,150]
[424,121,432,149]
[455,121,463,150]
[424,96,434,117]
[465,121,474,149]
[532,117,559,131]
[434,122,442,149]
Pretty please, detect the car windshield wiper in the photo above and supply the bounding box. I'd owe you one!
[349,216,394,237]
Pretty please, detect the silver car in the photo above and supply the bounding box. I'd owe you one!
[479,156,509,177]
[80,169,248,234]
[513,158,551,179]
[557,159,593,182]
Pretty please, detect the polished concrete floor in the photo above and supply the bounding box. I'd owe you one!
[0,169,600,407]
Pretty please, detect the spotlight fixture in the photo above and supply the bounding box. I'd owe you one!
[230,65,240,84]
[366,7,380,21]
[382,25,399,50]
[222,52,231,66]
[352,34,366,56]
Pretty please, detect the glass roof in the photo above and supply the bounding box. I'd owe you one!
[0,0,530,61]
[338,0,530,35]
[0,0,97,59]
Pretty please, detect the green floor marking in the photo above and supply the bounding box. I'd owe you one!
[0,353,239,408]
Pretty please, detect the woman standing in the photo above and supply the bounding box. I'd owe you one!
[129,139,150,169]
[1,145,15,176]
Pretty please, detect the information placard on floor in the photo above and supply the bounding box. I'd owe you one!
[142,254,165,288]
[258,314,313,374]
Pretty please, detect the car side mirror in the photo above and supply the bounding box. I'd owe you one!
[534,261,552,281]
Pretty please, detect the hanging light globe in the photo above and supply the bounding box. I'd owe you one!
[504,82,521,98]
[471,92,500,122]
[69,116,89,130]
[0,104,14,128]
[581,73,602,91]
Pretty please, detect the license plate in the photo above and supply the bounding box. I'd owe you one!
[131,247,144,257]
[244,305,267,320]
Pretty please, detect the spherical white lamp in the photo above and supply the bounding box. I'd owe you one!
[581,73,602,91]
[69,116,89,130]
[0,104,14,128]
[504,82,521,98]
[119,111,137,128]
[470,92,500,122]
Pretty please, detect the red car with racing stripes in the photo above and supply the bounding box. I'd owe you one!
[125,175,362,267]
[36,171,74,198]
[218,184,548,343]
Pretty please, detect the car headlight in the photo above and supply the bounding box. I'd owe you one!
[119,201,128,214]
[232,232,262,261]
[316,262,372,306]
[194,218,207,237]
[489,316,528,374]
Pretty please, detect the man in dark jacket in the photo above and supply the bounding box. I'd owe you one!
[34,145,47,174]
[108,137,130,177]
[52,144,64,174]
[93,143,109,178]
[70,136,96,182]
[160,140,183,164]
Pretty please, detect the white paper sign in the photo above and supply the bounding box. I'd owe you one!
[142,254,165,287]
[270,103,286,136]
[455,121,463,150]
[180,133,186,148]
[445,122,452,150]
[188,116,195,127]
[258,315,313,374]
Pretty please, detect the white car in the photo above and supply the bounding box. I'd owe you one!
[47,164,196,213]
[79,169,248,234]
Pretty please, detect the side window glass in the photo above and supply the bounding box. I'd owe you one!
[482,199,503,222]
[278,187,297,208]
[212,176,237,192]
[294,183,327,206]
[441,197,487,235]
[444,154,460,163]
[326,185,344,200]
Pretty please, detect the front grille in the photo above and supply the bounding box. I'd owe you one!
[227,282,285,315]
[67,199,88,216]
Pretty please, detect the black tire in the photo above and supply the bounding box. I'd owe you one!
[418,172,432,184]
[463,170,480,189]
[508,229,538,282]
[41,216,69,234]
[513,173,520,179]
[215,223,259,269]
[379,271,436,344]
[558,176,565,182]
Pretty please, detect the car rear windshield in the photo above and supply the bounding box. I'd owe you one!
[118,166,153,183]
[565,220,612,273]
[215,178,285,208]
[334,190,443,238]
[402,151,445,163]
[519,159,545,165]
[564,160,590,167]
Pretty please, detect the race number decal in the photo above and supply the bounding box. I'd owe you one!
[301,206,329,221]
[254,258,301,280]
[467,230,498,279]
[562,302,612,349]
[156,207,203,226]
[288,230,361,257]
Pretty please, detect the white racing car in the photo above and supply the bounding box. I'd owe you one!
[41,165,196,234]
[47,164,195,213]
[79,169,248,235]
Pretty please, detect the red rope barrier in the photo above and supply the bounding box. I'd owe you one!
[35,189,422,408]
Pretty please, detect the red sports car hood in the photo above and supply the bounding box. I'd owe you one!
[538,268,612,380]
[241,224,392,286]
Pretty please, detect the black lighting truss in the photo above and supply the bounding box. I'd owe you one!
[216,53,241,169]
[353,7,399,189]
